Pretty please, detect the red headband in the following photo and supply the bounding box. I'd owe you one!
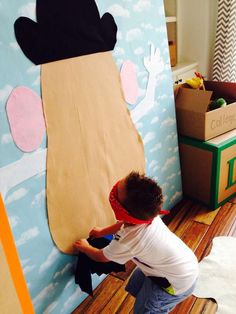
[109,182,169,225]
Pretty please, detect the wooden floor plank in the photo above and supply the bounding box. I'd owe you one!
[195,202,236,260]
[72,276,123,314]
[101,280,129,313]
[180,221,209,251]
[194,206,220,225]
[190,298,217,314]
[116,294,135,314]
[164,199,195,233]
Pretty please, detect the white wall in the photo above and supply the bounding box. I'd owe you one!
[177,0,218,79]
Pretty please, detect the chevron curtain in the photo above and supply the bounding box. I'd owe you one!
[212,0,236,82]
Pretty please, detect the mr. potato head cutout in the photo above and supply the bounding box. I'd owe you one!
[14,0,145,253]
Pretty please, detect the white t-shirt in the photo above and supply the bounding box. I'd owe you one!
[103,216,199,295]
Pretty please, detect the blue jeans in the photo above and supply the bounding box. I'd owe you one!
[125,268,196,314]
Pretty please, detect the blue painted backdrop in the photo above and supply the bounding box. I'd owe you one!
[0,0,182,313]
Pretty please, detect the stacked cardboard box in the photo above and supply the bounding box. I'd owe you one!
[175,81,236,209]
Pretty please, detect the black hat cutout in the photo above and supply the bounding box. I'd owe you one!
[14,0,117,65]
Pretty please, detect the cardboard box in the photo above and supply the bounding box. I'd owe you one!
[179,129,236,209]
[175,81,236,140]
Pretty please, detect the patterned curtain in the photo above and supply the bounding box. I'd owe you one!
[212,0,236,82]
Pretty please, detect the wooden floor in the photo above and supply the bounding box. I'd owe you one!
[72,196,236,314]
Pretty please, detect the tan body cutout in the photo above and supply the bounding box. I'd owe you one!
[41,52,145,253]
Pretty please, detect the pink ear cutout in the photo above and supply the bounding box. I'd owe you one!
[6,86,45,152]
[120,60,139,105]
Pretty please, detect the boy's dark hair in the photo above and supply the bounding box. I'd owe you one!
[123,172,163,220]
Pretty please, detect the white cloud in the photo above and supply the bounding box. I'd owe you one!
[61,287,82,313]
[116,31,123,40]
[161,117,176,128]
[8,215,20,228]
[155,25,167,33]
[9,42,20,50]
[107,4,130,17]
[134,47,144,55]
[27,65,40,74]
[18,2,36,20]
[148,160,158,169]
[141,23,153,30]
[126,28,143,42]
[173,146,179,153]
[32,75,40,86]
[1,133,13,144]
[170,191,182,204]
[135,122,143,129]
[113,47,125,56]
[115,58,124,68]
[151,116,159,124]
[43,301,58,314]
[64,278,74,290]
[31,189,45,206]
[166,132,177,141]
[16,227,39,246]
[5,188,28,204]
[167,173,176,181]
[23,264,36,275]
[157,94,168,100]
[153,165,160,172]
[21,258,30,267]
[161,182,170,191]
[133,0,151,12]
[39,247,61,273]
[143,132,155,144]
[149,142,162,153]
[33,283,58,308]
[53,263,72,279]
[162,156,177,172]
[0,84,13,102]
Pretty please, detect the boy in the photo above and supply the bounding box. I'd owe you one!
[74,172,198,313]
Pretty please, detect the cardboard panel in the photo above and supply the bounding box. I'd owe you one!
[41,52,145,253]
[179,144,212,204]
[0,242,22,314]
[175,87,212,112]
[175,82,236,140]
[0,194,34,314]
[218,144,236,203]
[205,105,236,141]
[176,109,206,140]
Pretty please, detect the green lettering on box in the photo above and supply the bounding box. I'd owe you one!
[226,156,236,189]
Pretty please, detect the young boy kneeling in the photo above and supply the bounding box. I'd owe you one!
[74,172,199,314]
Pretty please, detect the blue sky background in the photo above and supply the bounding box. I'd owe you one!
[0,0,182,313]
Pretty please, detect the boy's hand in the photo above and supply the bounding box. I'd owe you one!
[89,227,103,239]
[73,239,90,253]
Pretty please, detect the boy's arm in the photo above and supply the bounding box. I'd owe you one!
[89,221,123,238]
[73,239,110,262]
